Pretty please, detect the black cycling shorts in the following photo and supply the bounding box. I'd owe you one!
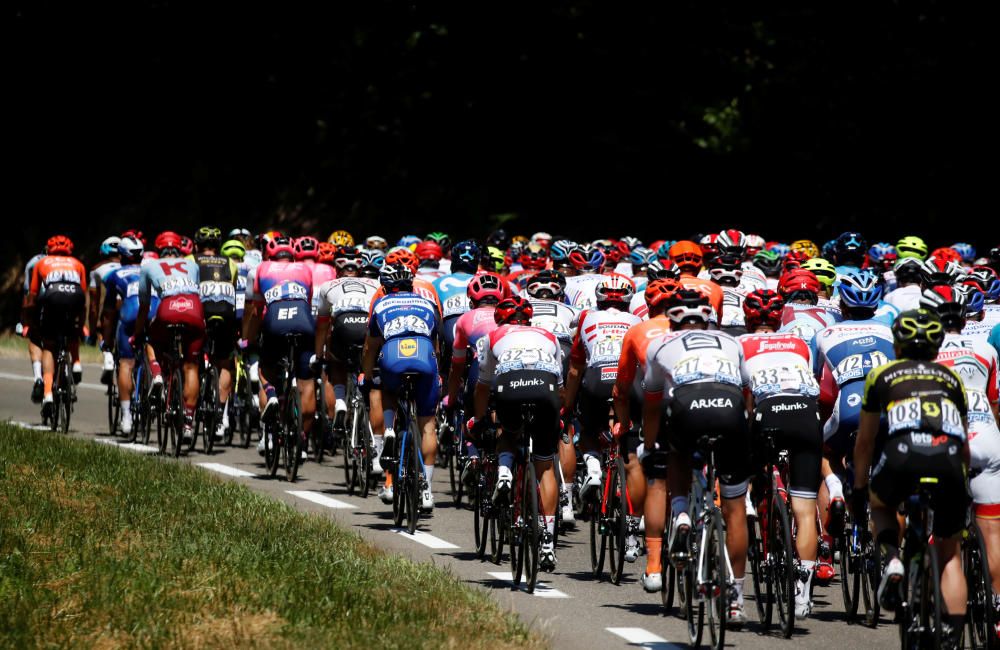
[204,307,237,362]
[870,434,969,538]
[753,395,823,499]
[38,285,85,340]
[261,300,315,382]
[668,382,751,497]
[493,370,561,459]
[329,312,368,367]
[578,364,617,444]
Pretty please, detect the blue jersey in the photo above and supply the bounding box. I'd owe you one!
[871,300,900,327]
[432,272,474,320]
[369,292,439,342]
[814,319,895,385]
[371,292,440,410]
[105,265,158,323]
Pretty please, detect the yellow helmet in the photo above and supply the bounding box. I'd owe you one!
[328,230,355,247]
[511,234,530,246]
[800,257,837,289]
[790,239,819,259]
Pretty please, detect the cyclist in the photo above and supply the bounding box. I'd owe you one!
[896,234,929,261]
[832,231,867,279]
[91,236,121,371]
[800,257,841,318]
[23,235,88,419]
[432,239,479,376]
[739,289,823,619]
[19,244,48,403]
[641,289,751,626]
[614,278,680,565]
[668,240,724,326]
[549,240,578,277]
[853,309,969,648]
[470,296,564,570]
[134,232,204,442]
[425,232,452,272]
[777,269,838,347]
[228,228,260,267]
[707,254,748,335]
[415,240,447,282]
[564,276,641,507]
[564,244,612,310]
[507,242,548,290]
[365,235,388,251]
[884,256,925,311]
[754,250,783,291]
[328,229,355,248]
[221,239,248,322]
[296,237,335,317]
[627,247,657,292]
[188,226,240,439]
[101,236,153,435]
[372,248,444,313]
[363,263,441,510]
[716,229,767,291]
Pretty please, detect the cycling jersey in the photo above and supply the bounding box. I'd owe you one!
[105,264,156,360]
[478,324,564,384]
[527,298,578,343]
[964,306,1000,341]
[369,291,440,416]
[615,315,671,397]
[643,329,744,397]
[817,296,843,320]
[316,277,380,317]
[628,291,649,319]
[371,278,443,317]
[30,255,87,297]
[310,264,337,315]
[570,307,642,372]
[678,275,724,325]
[778,303,839,348]
[31,255,88,340]
[23,253,45,295]
[90,261,121,293]
[234,260,250,320]
[416,267,446,283]
[249,260,313,309]
[452,306,499,397]
[719,286,746,331]
[188,253,239,321]
[138,257,204,362]
[432,272,474,320]
[739,333,819,401]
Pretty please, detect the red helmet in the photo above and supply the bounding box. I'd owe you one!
[179,236,194,256]
[930,247,962,265]
[668,240,703,273]
[317,241,337,265]
[154,231,183,253]
[518,243,549,270]
[294,236,320,261]
[386,247,419,273]
[778,269,821,300]
[494,296,534,325]
[743,289,786,331]
[649,240,666,254]
[46,235,74,256]
[717,229,747,256]
[595,275,636,306]
[415,240,443,261]
[699,234,721,259]
[121,229,146,246]
[644,278,682,311]
[265,236,296,260]
[467,272,505,305]
[783,249,810,272]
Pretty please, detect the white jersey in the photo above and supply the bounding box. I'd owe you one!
[817,296,843,320]
[564,274,605,310]
[527,298,578,343]
[740,262,768,291]
[628,291,648,320]
[720,287,746,329]
[884,284,922,312]
[90,261,121,292]
[315,277,380,316]
[643,329,744,396]
[416,268,446,283]
[963,311,1000,340]
[571,307,642,369]
[765,277,779,291]
[477,324,564,385]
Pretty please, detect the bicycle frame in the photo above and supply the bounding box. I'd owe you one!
[694,442,735,597]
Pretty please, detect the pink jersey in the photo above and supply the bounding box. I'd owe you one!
[251,260,313,309]
[478,324,564,384]
[451,306,499,363]
[310,264,337,314]
[739,332,820,401]
[570,307,642,368]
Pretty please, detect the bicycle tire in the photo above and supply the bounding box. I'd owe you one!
[156,384,168,453]
[202,367,219,454]
[264,420,280,478]
[903,547,943,650]
[474,468,489,558]
[491,461,507,566]
[608,455,628,585]
[222,397,234,447]
[684,557,705,645]
[966,522,996,649]
[393,466,405,527]
[286,386,303,482]
[313,378,327,465]
[108,371,120,436]
[342,407,353,486]
[522,462,540,593]
[860,524,882,628]
[63,357,75,434]
[663,553,676,612]
[840,520,862,623]
[770,493,795,638]
[748,511,766,624]
[589,488,608,578]
[406,413,420,535]
[511,469,525,585]
[705,509,728,650]
[170,367,184,458]
[360,407,373,499]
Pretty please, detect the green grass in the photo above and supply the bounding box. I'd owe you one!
[0,333,103,364]
[0,423,546,649]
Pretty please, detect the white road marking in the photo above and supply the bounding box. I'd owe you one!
[392,528,460,550]
[606,627,682,648]
[94,438,159,454]
[0,371,104,391]
[196,462,256,478]
[287,490,357,509]
[9,420,52,431]
[487,571,570,598]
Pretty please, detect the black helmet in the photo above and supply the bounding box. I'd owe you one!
[194,225,222,250]
[892,308,945,360]
[379,262,414,292]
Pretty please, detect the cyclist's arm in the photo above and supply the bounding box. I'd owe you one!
[361,333,382,383]
[134,267,153,339]
[611,333,636,428]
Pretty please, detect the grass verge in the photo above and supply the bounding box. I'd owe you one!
[0,333,103,364]
[0,423,546,649]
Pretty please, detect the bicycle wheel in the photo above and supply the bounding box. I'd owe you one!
[589,478,608,579]
[264,419,280,478]
[360,409,373,499]
[608,456,628,585]
[62,362,74,434]
[346,406,359,496]
[840,520,862,623]
[748,510,767,624]
[107,372,120,435]
[222,397,233,447]
[860,525,882,628]
[285,387,302,482]
[966,523,996,649]
[156,385,169,453]
[342,409,353,486]
[474,466,490,559]
[705,509,728,650]
[313,380,327,464]
[511,471,525,585]
[202,367,219,454]
[662,553,676,612]
[393,464,406,527]
[405,416,421,535]
[170,367,184,458]
[768,494,795,638]
[903,548,943,650]
[684,557,705,646]
[522,462,540,593]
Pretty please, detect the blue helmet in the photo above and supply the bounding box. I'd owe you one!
[821,240,837,260]
[549,239,578,265]
[768,242,791,259]
[835,231,867,265]
[959,285,985,315]
[450,239,480,274]
[630,246,657,268]
[655,240,676,260]
[839,269,883,309]
[569,243,605,273]
[868,242,896,263]
[100,236,121,257]
[360,248,385,269]
[396,235,421,248]
[951,242,977,264]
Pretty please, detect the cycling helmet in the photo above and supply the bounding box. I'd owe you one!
[154,231,182,254]
[708,254,744,286]
[668,240,703,274]
[99,236,121,257]
[820,240,836,260]
[257,230,284,251]
[876,251,899,273]
[649,240,666,255]
[594,276,635,307]
[646,259,681,281]
[294,236,320,261]
[494,296,533,325]
[745,234,766,257]
[591,238,614,253]
[519,242,549,270]
[194,225,222,249]
[316,242,337,265]
[919,285,968,330]
[783,249,810,272]
[511,235,530,246]
[892,308,944,360]
[699,234,721,263]
[629,247,657,270]
[415,240,444,263]
[896,235,929,260]
[963,266,1000,302]
[549,239,578,267]
[486,229,509,249]
[386,247,419,273]
[569,243,604,273]
[531,232,554,248]
[644,278,682,312]
[450,240,480,274]
[328,230,355,247]
[769,242,792,259]
[717,229,747,258]
[666,289,714,326]
[425,232,451,253]
[334,246,363,274]
[526,269,567,300]
[743,289,786,331]
[921,257,963,287]
[893,257,924,285]
[957,285,986,316]
[778,269,820,304]
[951,243,977,264]
[868,242,896,265]
[117,236,144,263]
[365,235,388,250]
[838,269,883,310]
[619,235,642,251]
[179,236,194,256]
[220,239,246,261]
[480,245,506,273]
[121,229,146,246]
[930,247,962,266]
[265,236,296,261]
[789,239,820,259]
[359,247,386,270]
[834,231,867,266]
[800,258,837,290]
[379,262,414,292]
[228,227,252,240]
[467,272,505,305]
[753,250,783,277]
[608,240,630,265]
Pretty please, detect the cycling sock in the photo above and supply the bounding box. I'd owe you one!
[671,496,689,520]
[120,400,131,416]
[32,361,42,381]
[220,398,229,425]
[499,451,515,472]
[383,408,395,430]
[333,383,347,402]
[583,453,601,476]
[733,576,745,605]
[824,474,844,500]
[543,515,555,537]
[72,361,82,373]
[645,537,662,574]
[424,464,434,484]
[798,560,816,600]
[149,360,162,378]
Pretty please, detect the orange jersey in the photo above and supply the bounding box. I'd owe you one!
[678,275,723,322]
[30,255,87,296]
[615,315,671,394]
[369,278,443,318]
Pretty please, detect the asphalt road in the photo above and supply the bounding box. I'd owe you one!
[0,356,898,649]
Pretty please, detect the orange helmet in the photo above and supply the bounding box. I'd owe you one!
[46,235,74,256]
[317,242,338,265]
[644,278,682,311]
[386,247,419,273]
[668,240,703,272]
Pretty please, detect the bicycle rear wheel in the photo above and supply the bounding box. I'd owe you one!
[683,558,705,646]
[705,509,728,650]
[769,494,795,638]
[201,367,219,454]
[405,417,421,535]
[860,525,882,628]
[264,420,280,478]
[313,379,328,464]
[474,466,490,559]
[747,510,766,624]
[840,521,862,623]
[522,462,540,593]
[107,373,120,435]
[608,456,627,585]
[285,388,303,482]
[903,548,943,650]
[589,487,608,578]
[966,522,996,649]
[169,367,184,457]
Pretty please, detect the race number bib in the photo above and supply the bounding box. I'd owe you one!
[201,281,236,300]
[887,396,964,438]
[749,366,819,398]
[442,294,469,318]
[384,314,431,338]
[672,354,741,386]
[831,351,889,385]
[967,389,994,424]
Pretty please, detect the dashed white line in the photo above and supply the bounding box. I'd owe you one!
[94,438,159,454]
[196,462,256,477]
[392,528,460,549]
[0,371,104,391]
[9,420,53,431]
[487,571,570,598]
[287,490,357,509]
[606,627,682,648]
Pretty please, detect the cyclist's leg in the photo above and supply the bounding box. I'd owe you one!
[712,387,752,596]
[294,337,316,438]
[116,320,137,428]
[970,421,1000,594]
[624,387,646,511]
[578,367,613,495]
[930,442,971,635]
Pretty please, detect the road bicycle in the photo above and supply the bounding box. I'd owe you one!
[46,334,76,434]
[263,334,305,482]
[589,427,637,585]
[388,372,426,534]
